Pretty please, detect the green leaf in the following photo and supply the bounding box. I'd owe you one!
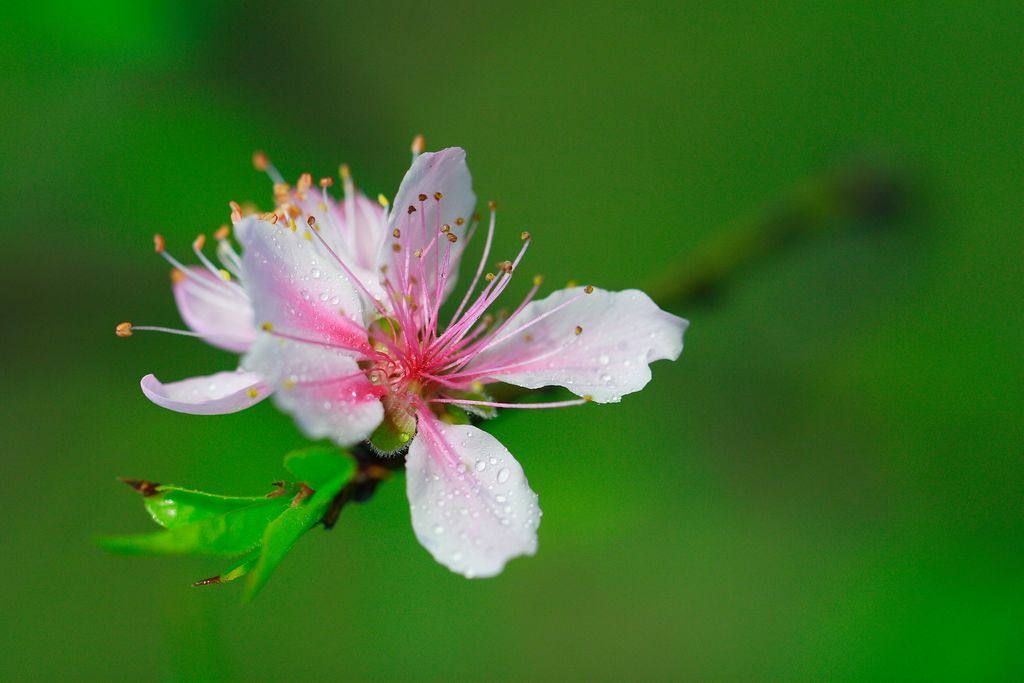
[97,496,291,557]
[243,472,349,601]
[192,550,260,587]
[283,447,356,489]
[140,484,292,529]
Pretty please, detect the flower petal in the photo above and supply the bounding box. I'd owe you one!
[406,413,540,578]
[381,148,476,303]
[464,287,688,403]
[291,187,388,274]
[243,336,385,446]
[237,216,373,353]
[140,370,270,415]
[172,267,256,353]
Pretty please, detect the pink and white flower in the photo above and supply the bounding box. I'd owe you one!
[122,145,688,578]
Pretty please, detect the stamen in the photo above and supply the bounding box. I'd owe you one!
[253,150,286,185]
[429,396,592,410]
[411,133,425,158]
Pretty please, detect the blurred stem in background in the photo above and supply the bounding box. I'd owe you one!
[336,154,913,522]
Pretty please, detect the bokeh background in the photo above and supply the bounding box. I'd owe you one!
[2,1,1021,681]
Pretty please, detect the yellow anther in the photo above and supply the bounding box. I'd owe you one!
[411,134,425,154]
[566,279,578,288]
[246,388,259,399]
[303,231,313,240]
[392,243,401,252]
[377,193,389,208]
[297,173,312,192]
[339,163,351,181]
[193,234,206,250]
[393,228,401,238]
[440,224,451,233]
[447,233,458,243]
[170,269,185,283]
[533,274,544,286]
[418,193,427,202]
[283,378,297,391]
[485,273,495,282]
[497,260,513,273]
[414,248,423,258]
[261,322,274,331]
[319,176,334,188]
[115,322,133,337]
[575,326,583,335]
[583,394,593,402]
[219,269,231,281]
[585,284,594,294]
[434,192,443,201]
[455,217,465,226]
[214,225,230,241]
[521,231,531,241]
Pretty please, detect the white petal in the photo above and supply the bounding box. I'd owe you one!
[242,336,384,446]
[172,267,255,353]
[380,148,476,303]
[464,287,688,403]
[238,216,373,349]
[406,414,540,578]
[140,370,269,415]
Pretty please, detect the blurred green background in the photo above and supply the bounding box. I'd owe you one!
[2,1,1021,680]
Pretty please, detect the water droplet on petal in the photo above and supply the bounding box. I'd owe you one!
[496,468,510,484]
[475,460,486,471]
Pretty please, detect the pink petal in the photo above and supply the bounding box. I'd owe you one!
[140,370,269,415]
[292,188,388,274]
[172,267,256,353]
[406,412,540,578]
[380,148,476,303]
[237,216,373,354]
[243,338,385,446]
[464,287,688,403]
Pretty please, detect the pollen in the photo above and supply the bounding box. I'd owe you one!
[393,228,401,238]
[303,231,313,240]
[575,325,583,335]
[153,234,165,253]
[434,192,443,201]
[261,322,274,331]
[115,322,133,337]
[246,388,259,399]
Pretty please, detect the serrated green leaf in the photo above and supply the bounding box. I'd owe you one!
[243,473,349,601]
[97,496,290,557]
[142,485,294,529]
[283,446,356,489]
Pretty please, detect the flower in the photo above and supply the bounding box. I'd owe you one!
[122,144,688,578]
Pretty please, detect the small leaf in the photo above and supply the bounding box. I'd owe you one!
[193,551,260,587]
[135,483,292,529]
[97,496,290,557]
[243,472,349,601]
[283,446,356,489]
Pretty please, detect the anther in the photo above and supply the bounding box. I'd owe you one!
[252,150,268,171]
[533,274,544,286]
[485,273,495,282]
[488,200,497,210]
[441,224,451,233]
[447,233,458,243]
[214,225,230,241]
[497,260,513,273]
[411,134,425,155]
[246,388,259,398]
[192,234,206,251]
[521,231,531,241]
[153,234,165,253]
[261,322,274,332]
[297,173,312,193]
[407,205,417,214]
[170,269,185,283]
[455,217,465,226]
[339,163,351,180]
[566,279,578,288]
[393,228,401,238]
[415,248,423,258]
[219,269,231,281]
[575,326,583,335]
[306,215,317,227]
[392,243,402,252]
[115,322,133,337]
[434,192,443,201]
[377,194,389,208]
[583,395,593,402]
[418,193,427,202]
[585,285,594,294]
[319,177,334,188]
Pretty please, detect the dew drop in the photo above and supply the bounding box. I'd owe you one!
[433,524,444,534]
[496,468,510,484]
[598,354,610,366]
[475,460,486,471]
